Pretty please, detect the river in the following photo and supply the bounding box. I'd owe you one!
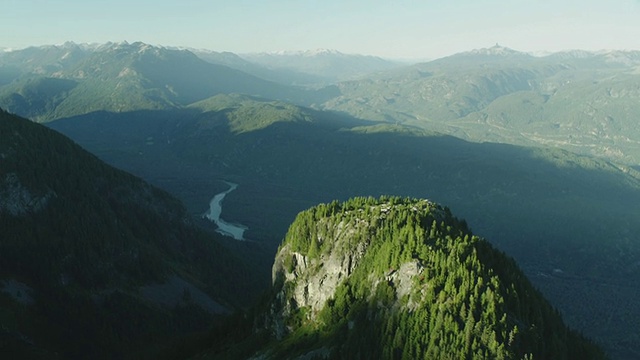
[203,182,248,240]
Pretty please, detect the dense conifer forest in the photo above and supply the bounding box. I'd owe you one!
[205,197,606,359]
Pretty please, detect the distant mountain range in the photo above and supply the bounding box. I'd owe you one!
[322,44,640,165]
[0,42,336,121]
[185,47,401,87]
[0,42,398,122]
[240,48,400,84]
[5,42,639,164]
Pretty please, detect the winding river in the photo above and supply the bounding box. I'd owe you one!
[203,182,248,240]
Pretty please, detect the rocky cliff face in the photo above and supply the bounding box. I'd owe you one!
[269,217,370,338]
[268,200,444,339]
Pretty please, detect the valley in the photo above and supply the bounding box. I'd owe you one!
[47,96,640,358]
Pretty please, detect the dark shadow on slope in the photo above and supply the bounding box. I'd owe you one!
[1,110,265,359]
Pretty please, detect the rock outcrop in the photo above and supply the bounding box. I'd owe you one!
[0,173,54,215]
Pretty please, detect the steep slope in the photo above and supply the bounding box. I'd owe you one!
[211,197,605,359]
[47,97,640,357]
[0,109,260,358]
[0,42,334,122]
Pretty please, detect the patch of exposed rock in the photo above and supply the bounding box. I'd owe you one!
[0,173,54,215]
[139,275,230,315]
[269,218,371,339]
[0,279,35,305]
[383,260,424,311]
[266,201,442,340]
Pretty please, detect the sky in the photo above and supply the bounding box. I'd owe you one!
[2,0,639,60]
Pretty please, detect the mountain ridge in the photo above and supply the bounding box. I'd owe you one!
[321,46,640,165]
[0,42,334,121]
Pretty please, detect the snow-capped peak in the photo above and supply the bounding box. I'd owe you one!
[259,48,344,57]
[302,48,342,56]
[466,44,525,57]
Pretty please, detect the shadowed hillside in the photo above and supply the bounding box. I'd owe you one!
[0,108,263,359]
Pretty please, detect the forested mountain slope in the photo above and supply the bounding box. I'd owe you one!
[0,109,260,358]
[204,197,605,359]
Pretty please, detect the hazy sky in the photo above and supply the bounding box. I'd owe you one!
[2,0,639,59]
